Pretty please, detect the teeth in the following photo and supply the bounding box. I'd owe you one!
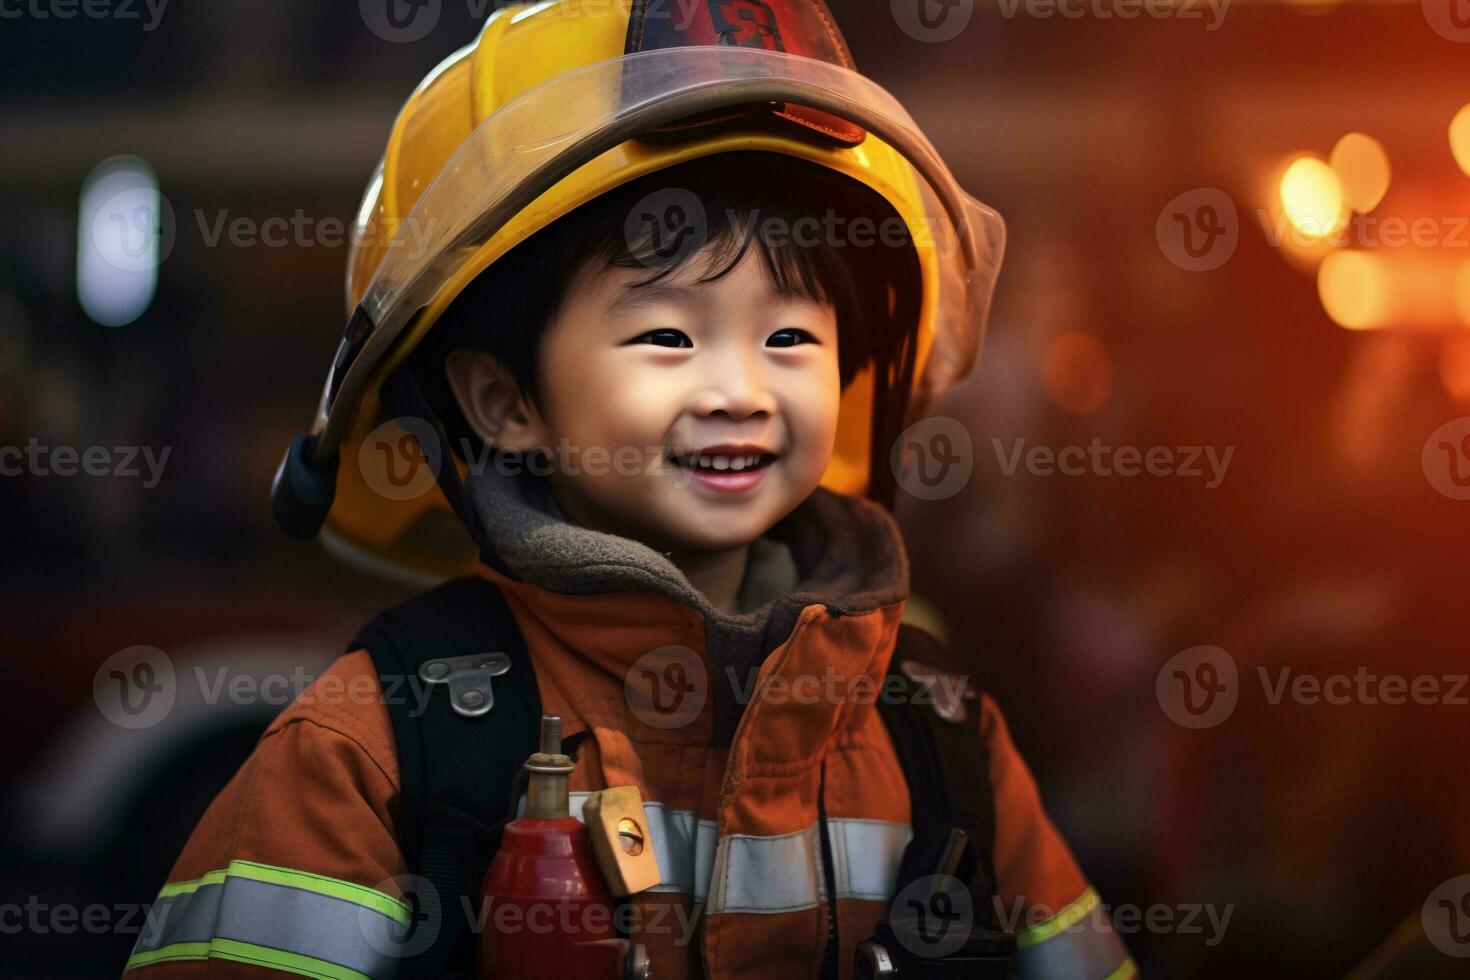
[679,453,766,471]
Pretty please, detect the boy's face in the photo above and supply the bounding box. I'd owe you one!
[450,245,843,556]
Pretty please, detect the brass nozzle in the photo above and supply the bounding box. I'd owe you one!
[524,715,575,819]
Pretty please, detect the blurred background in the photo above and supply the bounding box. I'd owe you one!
[2,1,1468,977]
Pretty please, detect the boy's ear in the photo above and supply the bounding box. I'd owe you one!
[444,349,549,454]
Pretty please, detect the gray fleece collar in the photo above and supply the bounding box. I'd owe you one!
[464,465,911,741]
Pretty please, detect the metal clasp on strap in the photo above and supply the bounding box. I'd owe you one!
[418,652,511,718]
[897,659,977,725]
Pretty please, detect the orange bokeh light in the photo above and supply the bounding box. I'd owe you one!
[1450,104,1470,178]
[1042,330,1115,416]
[1329,132,1390,213]
[1318,250,1386,330]
[1280,156,1347,240]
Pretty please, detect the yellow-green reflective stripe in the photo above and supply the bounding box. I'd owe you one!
[155,860,409,924]
[130,864,411,978]
[1015,887,1101,949]
[126,938,371,980]
[125,941,212,967]
[1103,957,1141,980]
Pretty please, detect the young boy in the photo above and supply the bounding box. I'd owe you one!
[128,2,1135,978]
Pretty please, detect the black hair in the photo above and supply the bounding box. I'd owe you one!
[405,150,922,506]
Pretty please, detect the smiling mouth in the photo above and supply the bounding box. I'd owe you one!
[667,451,779,473]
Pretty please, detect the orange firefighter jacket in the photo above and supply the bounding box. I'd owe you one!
[126,476,1136,980]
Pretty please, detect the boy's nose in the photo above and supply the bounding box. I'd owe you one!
[690,358,777,420]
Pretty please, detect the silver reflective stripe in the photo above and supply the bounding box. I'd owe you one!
[567,793,910,914]
[709,825,825,914]
[569,792,718,902]
[642,803,718,902]
[828,818,912,901]
[1012,889,1135,980]
[127,863,409,979]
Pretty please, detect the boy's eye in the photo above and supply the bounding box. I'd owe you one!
[767,328,819,348]
[629,329,693,348]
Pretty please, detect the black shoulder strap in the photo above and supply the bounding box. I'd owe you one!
[878,622,1000,926]
[351,576,541,978]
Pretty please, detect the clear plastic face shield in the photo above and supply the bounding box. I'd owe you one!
[324,45,1005,462]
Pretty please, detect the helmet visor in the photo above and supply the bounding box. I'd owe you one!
[331,45,1004,440]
